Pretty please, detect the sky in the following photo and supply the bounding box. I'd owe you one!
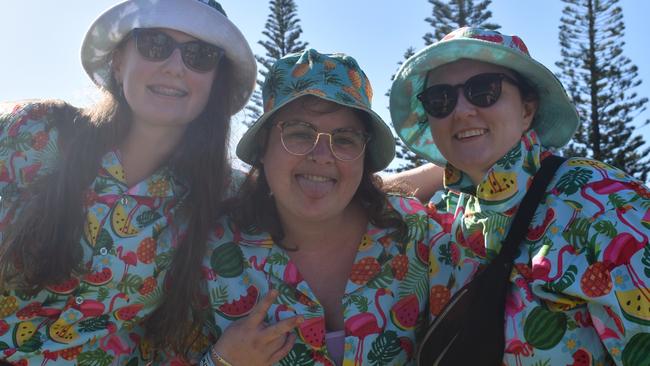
[1,0,648,170]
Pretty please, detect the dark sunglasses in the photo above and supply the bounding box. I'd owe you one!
[417,73,521,118]
[132,28,224,73]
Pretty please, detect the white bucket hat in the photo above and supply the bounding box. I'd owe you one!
[80,0,257,115]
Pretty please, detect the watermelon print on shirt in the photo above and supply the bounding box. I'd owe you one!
[427,130,650,365]
[0,102,196,365]
[203,195,448,366]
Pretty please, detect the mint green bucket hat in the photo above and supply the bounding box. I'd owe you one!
[389,27,579,165]
[237,49,395,172]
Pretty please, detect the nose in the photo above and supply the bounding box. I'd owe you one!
[161,48,186,77]
[452,91,477,120]
[309,133,335,163]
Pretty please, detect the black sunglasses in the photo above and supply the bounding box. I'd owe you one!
[132,28,224,73]
[417,73,521,118]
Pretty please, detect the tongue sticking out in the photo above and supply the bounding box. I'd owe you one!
[296,175,335,199]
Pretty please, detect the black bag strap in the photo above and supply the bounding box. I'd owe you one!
[416,155,566,366]
[497,155,566,264]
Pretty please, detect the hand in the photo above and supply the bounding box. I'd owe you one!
[211,290,303,366]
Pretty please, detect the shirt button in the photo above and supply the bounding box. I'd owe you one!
[75,296,84,305]
[99,247,108,256]
[120,197,128,206]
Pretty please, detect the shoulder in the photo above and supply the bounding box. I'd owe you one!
[386,194,428,217]
[551,157,646,197]
[0,99,78,151]
[547,155,649,224]
[0,100,77,187]
[1,99,76,131]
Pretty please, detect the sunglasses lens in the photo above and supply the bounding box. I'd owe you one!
[135,30,174,60]
[133,29,222,73]
[418,85,458,118]
[180,42,222,72]
[465,73,502,107]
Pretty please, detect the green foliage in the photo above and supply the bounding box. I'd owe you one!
[424,0,500,45]
[554,168,592,196]
[278,343,314,366]
[593,220,617,238]
[244,0,308,125]
[210,285,229,308]
[366,265,394,289]
[77,348,114,366]
[367,331,402,365]
[497,144,522,169]
[546,264,577,292]
[642,245,650,278]
[135,210,162,228]
[562,217,592,249]
[267,252,288,265]
[399,258,428,300]
[344,294,370,313]
[78,314,110,333]
[136,286,163,310]
[116,273,143,295]
[557,0,650,181]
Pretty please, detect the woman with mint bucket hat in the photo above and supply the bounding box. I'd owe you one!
[0,0,256,364]
[391,27,650,365]
[199,49,448,366]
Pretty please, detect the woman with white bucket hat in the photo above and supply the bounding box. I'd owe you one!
[0,0,256,363]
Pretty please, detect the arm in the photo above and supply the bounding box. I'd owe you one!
[547,164,650,365]
[383,163,445,203]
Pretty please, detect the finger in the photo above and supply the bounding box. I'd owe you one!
[268,332,297,364]
[260,315,304,341]
[243,290,278,326]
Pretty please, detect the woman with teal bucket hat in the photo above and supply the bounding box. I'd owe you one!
[199,49,449,366]
[391,27,650,365]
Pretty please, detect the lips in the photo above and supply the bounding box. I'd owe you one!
[147,85,188,98]
[295,174,336,198]
[455,128,488,140]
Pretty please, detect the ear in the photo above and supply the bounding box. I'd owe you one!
[521,99,538,131]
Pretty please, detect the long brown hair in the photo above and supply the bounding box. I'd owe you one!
[0,49,236,354]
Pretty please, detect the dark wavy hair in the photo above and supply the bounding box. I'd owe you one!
[223,101,408,246]
[0,44,235,355]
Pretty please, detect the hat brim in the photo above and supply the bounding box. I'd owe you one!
[390,38,578,165]
[236,92,395,172]
[80,0,256,115]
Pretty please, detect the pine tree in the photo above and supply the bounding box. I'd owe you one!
[557,0,650,181]
[244,0,308,125]
[388,0,499,172]
[423,0,500,45]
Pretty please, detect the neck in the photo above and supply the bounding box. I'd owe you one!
[279,201,368,253]
[119,122,187,186]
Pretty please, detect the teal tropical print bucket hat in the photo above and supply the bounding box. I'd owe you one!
[389,27,579,165]
[236,49,395,172]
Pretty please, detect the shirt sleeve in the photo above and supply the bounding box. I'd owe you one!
[547,163,650,365]
[0,101,60,195]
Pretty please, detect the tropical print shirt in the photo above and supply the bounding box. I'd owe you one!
[0,102,199,365]
[427,130,650,366]
[203,195,448,366]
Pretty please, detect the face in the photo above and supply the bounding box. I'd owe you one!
[425,59,537,183]
[112,28,217,132]
[261,97,366,224]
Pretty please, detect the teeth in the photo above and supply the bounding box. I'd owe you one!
[149,85,187,97]
[301,174,332,182]
[456,129,486,139]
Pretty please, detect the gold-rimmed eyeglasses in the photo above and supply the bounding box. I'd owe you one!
[276,120,369,161]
